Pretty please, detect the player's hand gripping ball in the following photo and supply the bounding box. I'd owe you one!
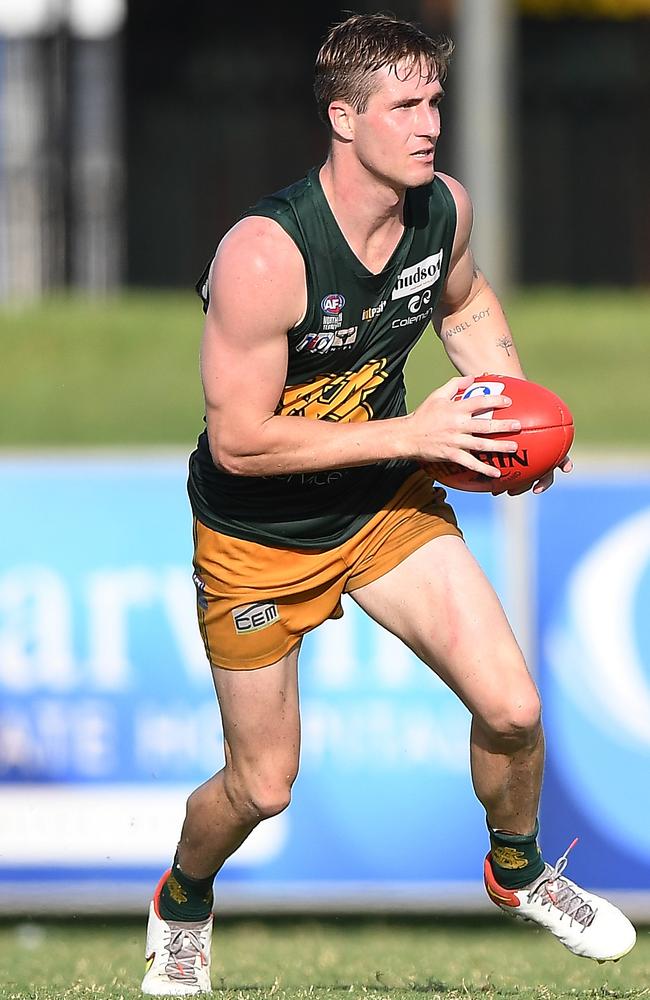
[422,374,575,494]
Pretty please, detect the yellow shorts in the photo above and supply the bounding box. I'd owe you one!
[192,470,461,670]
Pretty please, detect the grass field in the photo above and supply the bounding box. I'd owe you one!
[1,288,649,447]
[0,916,648,1000]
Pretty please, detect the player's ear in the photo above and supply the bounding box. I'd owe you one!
[328,100,355,141]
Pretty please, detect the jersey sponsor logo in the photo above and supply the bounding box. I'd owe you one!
[321,293,346,316]
[392,304,434,329]
[232,600,280,634]
[391,249,444,300]
[361,300,387,321]
[278,359,388,422]
[407,289,432,314]
[296,326,358,354]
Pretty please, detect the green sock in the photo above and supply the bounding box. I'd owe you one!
[488,819,545,889]
[158,855,215,922]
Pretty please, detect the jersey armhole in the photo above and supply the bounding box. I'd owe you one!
[431,175,459,291]
[195,255,214,314]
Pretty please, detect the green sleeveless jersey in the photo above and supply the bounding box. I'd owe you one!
[188,166,457,549]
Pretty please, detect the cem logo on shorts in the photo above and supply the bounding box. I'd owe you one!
[232,600,280,634]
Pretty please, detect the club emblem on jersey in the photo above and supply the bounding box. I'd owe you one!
[321,293,346,316]
[278,359,388,422]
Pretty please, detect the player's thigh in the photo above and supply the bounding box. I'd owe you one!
[349,535,539,728]
[211,642,301,785]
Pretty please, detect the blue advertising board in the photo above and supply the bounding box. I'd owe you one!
[0,454,507,911]
[537,473,650,893]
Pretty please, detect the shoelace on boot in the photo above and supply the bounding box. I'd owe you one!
[529,838,596,929]
[164,925,208,983]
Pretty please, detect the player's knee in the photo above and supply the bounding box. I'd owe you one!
[225,763,297,822]
[242,773,295,820]
[480,692,542,750]
[250,783,293,820]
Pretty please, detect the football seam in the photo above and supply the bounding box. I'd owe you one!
[485,422,573,434]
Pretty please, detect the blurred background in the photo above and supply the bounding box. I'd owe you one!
[1,0,649,922]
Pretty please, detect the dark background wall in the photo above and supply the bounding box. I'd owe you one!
[520,17,650,284]
[124,3,650,288]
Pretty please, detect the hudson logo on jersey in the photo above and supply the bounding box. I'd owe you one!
[391,249,443,300]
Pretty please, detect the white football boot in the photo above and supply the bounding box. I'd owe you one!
[484,839,636,963]
[484,838,636,962]
[141,869,213,996]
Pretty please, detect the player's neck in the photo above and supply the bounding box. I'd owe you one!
[319,157,406,272]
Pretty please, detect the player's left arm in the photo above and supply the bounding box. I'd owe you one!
[433,171,524,378]
[433,172,572,494]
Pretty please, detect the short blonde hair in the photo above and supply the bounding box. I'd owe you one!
[314,12,454,125]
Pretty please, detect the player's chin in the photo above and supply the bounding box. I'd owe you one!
[406,155,435,185]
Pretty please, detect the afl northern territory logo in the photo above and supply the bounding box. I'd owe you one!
[321,293,345,316]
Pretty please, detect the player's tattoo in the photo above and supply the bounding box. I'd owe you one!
[497,335,514,356]
[444,320,471,339]
[472,264,480,279]
[444,305,491,339]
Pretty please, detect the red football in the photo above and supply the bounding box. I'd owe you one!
[421,374,575,494]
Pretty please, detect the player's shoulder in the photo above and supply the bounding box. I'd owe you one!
[215,215,304,283]
[408,172,472,239]
[434,172,473,218]
[202,215,306,329]
[197,170,315,312]
[433,172,473,249]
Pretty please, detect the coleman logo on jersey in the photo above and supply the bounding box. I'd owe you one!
[391,249,443,300]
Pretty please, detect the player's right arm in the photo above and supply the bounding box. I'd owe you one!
[200,217,520,479]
